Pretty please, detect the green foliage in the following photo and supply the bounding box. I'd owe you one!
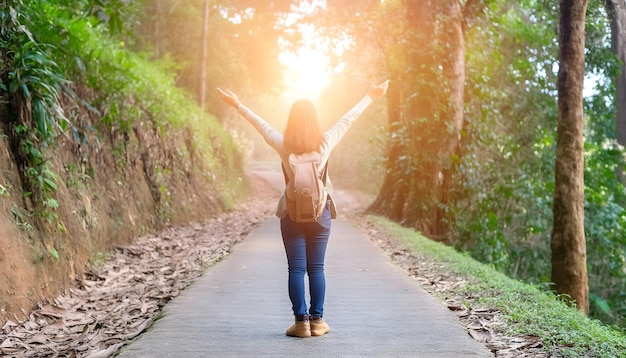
[8,40,70,141]
[1,0,245,225]
[15,125,57,191]
[86,0,142,38]
[1,0,77,143]
[12,123,63,224]
[450,0,558,281]
[446,0,626,330]
[582,14,626,325]
[1,0,74,228]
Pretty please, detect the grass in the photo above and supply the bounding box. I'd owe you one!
[369,215,626,358]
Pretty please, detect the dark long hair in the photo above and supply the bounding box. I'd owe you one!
[283,99,323,154]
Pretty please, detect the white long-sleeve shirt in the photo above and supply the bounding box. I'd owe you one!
[237,94,374,218]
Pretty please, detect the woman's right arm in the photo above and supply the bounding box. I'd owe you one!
[237,104,284,150]
[216,88,283,151]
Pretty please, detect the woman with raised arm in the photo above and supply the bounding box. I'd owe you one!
[216,80,389,338]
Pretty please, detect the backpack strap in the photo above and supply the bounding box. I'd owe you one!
[281,163,289,185]
[281,159,328,186]
[320,161,328,186]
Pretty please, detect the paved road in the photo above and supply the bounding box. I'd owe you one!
[118,214,493,357]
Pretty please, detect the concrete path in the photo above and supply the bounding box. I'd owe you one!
[118,216,492,357]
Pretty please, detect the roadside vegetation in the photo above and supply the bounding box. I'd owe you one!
[369,216,626,357]
[1,0,244,226]
[0,0,245,321]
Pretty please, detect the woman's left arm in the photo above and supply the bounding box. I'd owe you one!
[323,80,389,150]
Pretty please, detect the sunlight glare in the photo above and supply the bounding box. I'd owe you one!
[278,1,346,101]
[280,45,333,100]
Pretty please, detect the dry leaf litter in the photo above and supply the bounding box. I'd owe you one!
[1,172,549,357]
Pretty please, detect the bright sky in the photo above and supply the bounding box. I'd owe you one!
[278,1,348,101]
[219,1,351,101]
[279,33,345,100]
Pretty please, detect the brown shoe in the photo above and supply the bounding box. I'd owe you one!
[309,317,329,336]
[286,316,311,338]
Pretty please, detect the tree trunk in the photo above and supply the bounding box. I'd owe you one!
[367,2,414,223]
[551,0,589,314]
[441,0,465,155]
[604,0,626,146]
[368,0,465,239]
[199,0,209,110]
[369,75,407,222]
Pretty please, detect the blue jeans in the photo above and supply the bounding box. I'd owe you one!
[280,201,331,318]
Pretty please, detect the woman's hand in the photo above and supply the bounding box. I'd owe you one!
[367,80,390,99]
[216,88,241,108]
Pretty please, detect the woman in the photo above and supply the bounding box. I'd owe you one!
[216,80,389,338]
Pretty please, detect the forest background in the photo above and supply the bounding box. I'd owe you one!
[0,0,625,335]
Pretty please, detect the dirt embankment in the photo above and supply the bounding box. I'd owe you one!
[0,173,276,357]
[0,88,245,327]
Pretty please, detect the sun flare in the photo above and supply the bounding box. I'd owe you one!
[280,46,334,100]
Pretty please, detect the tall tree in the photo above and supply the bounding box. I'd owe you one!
[551,0,589,314]
[367,0,471,238]
[604,0,626,146]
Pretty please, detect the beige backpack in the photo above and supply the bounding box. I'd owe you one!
[283,152,328,223]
